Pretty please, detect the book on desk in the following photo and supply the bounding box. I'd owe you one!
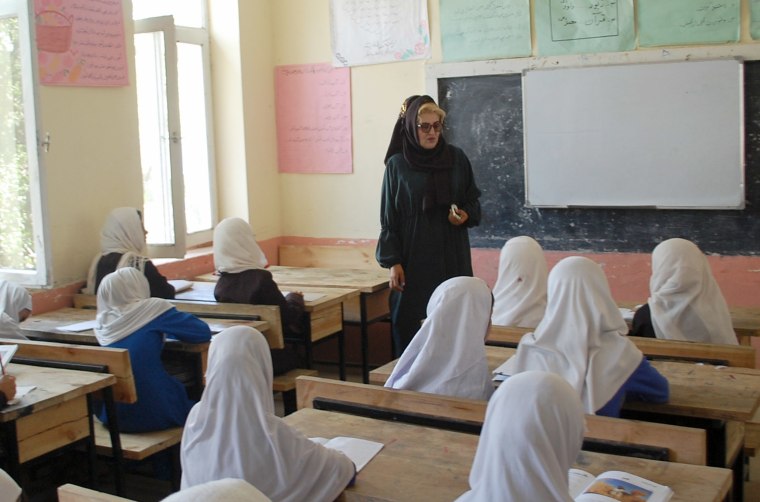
[570,469,673,501]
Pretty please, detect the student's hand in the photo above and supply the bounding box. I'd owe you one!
[0,375,16,401]
[448,207,468,226]
[389,264,405,292]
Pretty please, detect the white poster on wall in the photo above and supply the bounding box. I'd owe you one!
[329,0,430,67]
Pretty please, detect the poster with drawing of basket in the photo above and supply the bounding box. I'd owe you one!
[35,10,73,53]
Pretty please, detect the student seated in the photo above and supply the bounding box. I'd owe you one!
[385,276,493,401]
[456,371,584,501]
[180,326,356,500]
[500,256,669,417]
[212,217,305,375]
[85,207,175,299]
[162,478,271,502]
[0,468,22,502]
[631,238,737,345]
[94,268,211,432]
[0,280,31,339]
[491,236,548,327]
[0,374,16,409]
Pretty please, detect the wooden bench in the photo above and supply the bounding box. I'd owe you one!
[58,484,134,502]
[0,338,181,492]
[488,325,757,368]
[295,376,708,465]
[278,244,382,270]
[71,296,314,414]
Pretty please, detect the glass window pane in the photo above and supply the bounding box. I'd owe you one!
[131,0,203,28]
[177,42,212,234]
[134,32,175,246]
[0,15,35,270]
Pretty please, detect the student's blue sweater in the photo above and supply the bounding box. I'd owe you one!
[596,357,670,417]
[97,308,211,432]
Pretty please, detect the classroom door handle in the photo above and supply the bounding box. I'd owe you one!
[169,132,181,144]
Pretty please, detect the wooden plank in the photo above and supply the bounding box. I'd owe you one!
[0,337,137,403]
[278,244,383,270]
[93,422,183,461]
[487,325,756,368]
[58,484,134,502]
[296,376,707,465]
[272,369,319,393]
[285,408,732,502]
[16,396,89,463]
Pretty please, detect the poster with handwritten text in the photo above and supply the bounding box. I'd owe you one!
[440,0,530,62]
[34,0,128,86]
[329,0,430,67]
[535,0,634,56]
[275,64,352,174]
[638,0,739,47]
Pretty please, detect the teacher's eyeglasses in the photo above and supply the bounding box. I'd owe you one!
[417,122,442,133]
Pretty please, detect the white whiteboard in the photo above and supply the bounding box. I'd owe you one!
[523,59,744,209]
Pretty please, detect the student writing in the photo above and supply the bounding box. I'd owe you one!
[0,280,31,340]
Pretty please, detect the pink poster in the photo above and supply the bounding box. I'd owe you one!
[35,0,128,86]
[275,63,352,173]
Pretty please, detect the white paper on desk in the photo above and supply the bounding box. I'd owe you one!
[618,307,635,322]
[310,436,383,471]
[281,291,325,302]
[7,385,36,405]
[58,320,98,332]
[169,279,194,293]
[0,344,18,369]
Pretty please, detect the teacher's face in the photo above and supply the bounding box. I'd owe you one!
[416,111,442,150]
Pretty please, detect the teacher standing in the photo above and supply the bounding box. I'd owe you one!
[376,95,481,356]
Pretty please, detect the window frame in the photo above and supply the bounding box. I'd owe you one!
[0,0,50,287]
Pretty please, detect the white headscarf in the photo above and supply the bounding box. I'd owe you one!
[0,280,32,340]
[649,238,737,345]
[180,326,355,501]
[213,217,268,274]
[456,371,584,502]
[491,236,548,327]
[0,468,21,502]
[385,276,494,401]
[94,268,173,346]
[84,207,149,294]
[500,257,643,413]
[162,478,271,502]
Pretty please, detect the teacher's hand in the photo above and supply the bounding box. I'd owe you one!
[389,264,405,292]
[448,208,469,226]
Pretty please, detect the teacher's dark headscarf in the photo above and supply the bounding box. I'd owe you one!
[384,95,454,212]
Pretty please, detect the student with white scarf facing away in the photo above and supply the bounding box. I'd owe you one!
[500,256,669,416]
[631,238,737,345]
[212,217,305,375]
[385,276,493,401]
[490,235,548,327]
[0,280,31,339]
[94,268,211,432]
[456,371,585,501]
[180,326,355,501]
[85,207,175,298]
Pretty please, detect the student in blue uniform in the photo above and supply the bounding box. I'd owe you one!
[499,256,669,417]
[94,267,211,432]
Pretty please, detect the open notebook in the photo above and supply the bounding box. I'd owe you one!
[309,436,383,472]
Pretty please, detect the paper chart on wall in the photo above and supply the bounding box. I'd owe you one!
[534,0,635,56]
[440,0,530,62]
[638,0,740,47]
[34,0,129,86]
[329,0,430,67]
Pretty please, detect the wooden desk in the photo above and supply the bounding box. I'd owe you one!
[20,307,269,400]
[0,363,116,484]
[197,267,391,383]
[284,408,731,502]
[177,281,360,380]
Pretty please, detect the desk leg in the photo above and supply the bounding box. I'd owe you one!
[85,395,98,489]
[360,295,369,384]
[101,387,124,496]
[339,307,346,381]
[304,315,313,370]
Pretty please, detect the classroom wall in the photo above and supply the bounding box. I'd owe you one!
[37,1,142,287]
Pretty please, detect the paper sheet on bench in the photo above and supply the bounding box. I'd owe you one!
[58,320,99,332]
[309,436,383,471]
[282,291,325,302]
[169,279,194,293]
[7,385,36,405]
